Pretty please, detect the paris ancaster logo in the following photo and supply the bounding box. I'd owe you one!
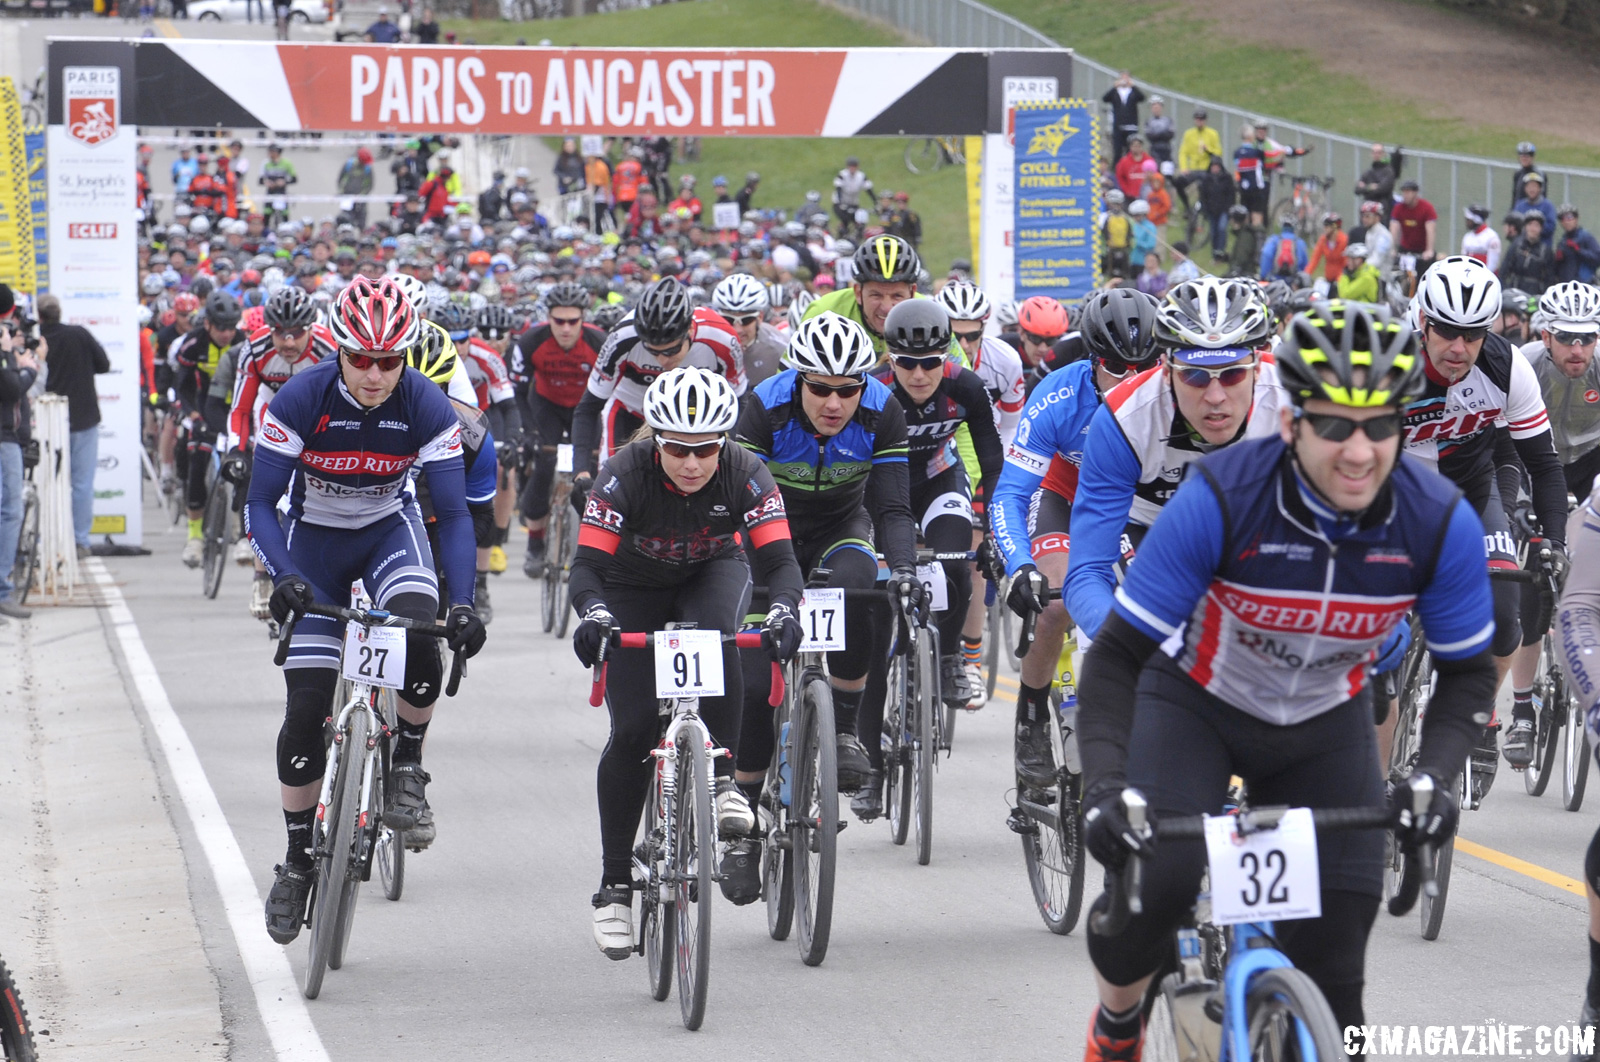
[63,66,120,147]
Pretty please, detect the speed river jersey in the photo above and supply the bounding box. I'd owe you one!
[585,305,745,412]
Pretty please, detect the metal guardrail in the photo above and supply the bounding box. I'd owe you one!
[829,0,1600,256]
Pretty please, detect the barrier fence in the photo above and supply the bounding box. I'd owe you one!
[32,395,79,605]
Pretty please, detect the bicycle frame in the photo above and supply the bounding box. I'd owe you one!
[632,697,726,903]
[316,680,390,873]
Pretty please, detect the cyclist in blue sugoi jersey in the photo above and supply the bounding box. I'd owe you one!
[1074,301,1496,1062]
[992,289,1163,785]
[246,276,488,946]
[1062,277,1283,643]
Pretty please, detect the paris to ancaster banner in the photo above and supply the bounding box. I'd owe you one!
[1011,99,1100,304]
[49,65,141,545]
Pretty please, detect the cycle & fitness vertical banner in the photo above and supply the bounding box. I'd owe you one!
[1012,99,1100,304]
[49,65,141,546]
[977,76,1062,317]
[26,129,49,290]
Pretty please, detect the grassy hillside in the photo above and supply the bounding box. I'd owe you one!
[441,1,973,273]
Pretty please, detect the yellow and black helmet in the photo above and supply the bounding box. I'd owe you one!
[407,320,458,387]
[852,234,920,285]
[1278,299,1424,409]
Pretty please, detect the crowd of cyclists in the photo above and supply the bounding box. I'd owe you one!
[132,164,1600,1053]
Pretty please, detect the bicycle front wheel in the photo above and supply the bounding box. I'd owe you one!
[792,674,837,967]
[904,138,942,174]
[0,957,37,1062]
[1565,680,1590,812]
[984,594,1001,698]
[674,732,714,1030]
[1420,830,1455,941]
[885,649,911,847]
[376,700,405,901]
[1245,966,1346,1061]
[643,760,674,1002]
[554,506,577,638]
[1527,635,1562,797]
[913,633,936,866]
[304,718,360,998]
[201,479,231,599]
[11,490,37,606]
[764,693,794,942]
[328,707,370,971]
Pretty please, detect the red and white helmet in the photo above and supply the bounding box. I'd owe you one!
[329,275,421,352]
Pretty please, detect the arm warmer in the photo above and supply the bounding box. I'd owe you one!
[1076,609,1160,801]
[1513,428,1569,547]
[571,389,606,475]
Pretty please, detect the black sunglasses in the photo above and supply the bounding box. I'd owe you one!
[1299,409,1404,442]
[1427,319,1488,343]
[1021,330,1061,346]
[952,328,985,344]
[889,353,946,372]
[1552,330,1599,347]
[643,339,686,357]
[800,376,866,400]
[655,436,724,460]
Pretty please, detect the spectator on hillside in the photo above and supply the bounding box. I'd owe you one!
[1135,252,1168,298]
[832,156,872,236]
[737,171,760,215]
[1305,213,1348,290]
[337,147,373,228]
[1173,109,1221,213]
[1553,204,1600,283]
[1226,205,1264,278]
[642,136,673,201]
[413,7,440,44]
[611,147,645,227]
[1167,241,1202,286]
[364,7,402,43]
[1101,70,1146,161]
[888,191,922,248]
[1102,190,1133,278]
[1128,200,1158,265]
[1198,156,1236,260]
[1260,219,1308,281]
[38,295,109,557]
[1514,173,1557,245]
[1144,171,1172,227]
[1501,213,1555,295]
[1389,180,1437,265]
[1503,211,1526,250]
[1511,141,1539,210]
[554,138,586,196]
[1460,203,1502,273]
[1114,135,1153,201]
[1252,118,1312,183]
[1233,124,1269,226]
[172,146,198,191]
[1337,244,1382,303]
[585,153,612,230]
[1143,96,1175,167]
[1353,143,1397,222]
[1349,200,1393,274]
[478,170,508,222]
[391,141,423,197]
[668,175,702,222]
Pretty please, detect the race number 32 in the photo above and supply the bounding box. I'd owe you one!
[1203,807,1321,925]
[652,630,725,698]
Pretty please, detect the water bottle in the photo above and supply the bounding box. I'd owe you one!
[1169,926,1222,1061]
[777,721,792,808]
[1056,635,1081,774]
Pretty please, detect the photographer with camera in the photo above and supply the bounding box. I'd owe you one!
[38,294,110,558]
[0,285,43,618]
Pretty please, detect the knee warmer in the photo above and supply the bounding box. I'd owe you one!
[278,670,337,787]
[1585,826,1600,894]
[470,501,496,550]
[404,634,443,706]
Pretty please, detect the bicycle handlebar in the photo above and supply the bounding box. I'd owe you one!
[588,630,783,709]
[1013,587,1064,660]
[273,602,467,697]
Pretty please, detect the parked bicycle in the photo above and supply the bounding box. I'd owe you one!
[10,442,39,607]
[904,135,965,175]
[1270,172,1335,244]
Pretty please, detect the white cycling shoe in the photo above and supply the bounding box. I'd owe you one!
[715,779,756,838]
[964,662,988,709]
[232,537,255,565]
[181,537,203,568]
[591,885,633,961]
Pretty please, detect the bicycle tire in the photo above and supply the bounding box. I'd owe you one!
[904,138,941,175]
[764,690,795,941]
[792,674,837,967]
[1383,627,1428,907]
[1565,683,1590,812]
[1020,771,1085,934]
[539,520,558,633]
[1526,635,1561,797]
[303,714,359,999]
[984,595,1001,699]
[1001,592,1022,671]
[201,478,231,599]
[643,761,674,1003]
[0,957,37,1062]
[1142,971,1213,1062]
[554,507,577,638]
[1420,831,1455,941]
[885,649,911,847]
[942,702,959,751]
[11,489,38,606]
[376,696,405,901]
[1245,966,1346,1061]
[674,732,714,1030]
[328,707,370,971]
[913,633,935,866]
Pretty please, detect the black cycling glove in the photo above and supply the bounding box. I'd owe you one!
[446,605,487,658]
[1390,769,1458,853]
[269,574,316,626]
[1007,564,1049,618]
[763,602,803,663]
[573,603,615,668]
[1082,785,1155,872]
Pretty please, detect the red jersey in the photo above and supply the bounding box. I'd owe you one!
[462,337,515,411]
[511,321,606,408]
[1390,198,1438,254]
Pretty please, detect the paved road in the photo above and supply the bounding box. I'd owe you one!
[79,498,1600,1060]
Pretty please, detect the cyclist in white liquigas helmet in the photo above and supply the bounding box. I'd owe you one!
[935,279,1027,705]
[571,366,804,952]
[1405,256,1568,769]
[713,273,785,386]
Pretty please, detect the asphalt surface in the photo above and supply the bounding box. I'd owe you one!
[72,499,1599,1060]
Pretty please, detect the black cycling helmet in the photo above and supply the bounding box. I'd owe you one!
[882,299,951,356]
[1501,287,1532,318]
[589,303,627,332]
[431,300,474,338]
[477,304,515,339]
[264,285,318,330]
[1278,300,1424,410]
[853,234,920,286]
[1258,279,1297,324]
[633,277,694,347]
[1079,288,1162,371]
[545,281,591,310]
[205,290,241,330]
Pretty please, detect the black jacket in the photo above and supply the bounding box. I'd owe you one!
[40,321,110,432]
[0,349,35,444]
[1500,236,1555,296]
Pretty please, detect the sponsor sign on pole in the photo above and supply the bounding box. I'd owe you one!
[1012,99,1100,304]
[977,76,1061,316]
[49,65,140,545]
[0,78,37,295]
[25,127,48,290]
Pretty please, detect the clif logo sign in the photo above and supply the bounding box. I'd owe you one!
[67,223,117,239]
[63,66,120,146]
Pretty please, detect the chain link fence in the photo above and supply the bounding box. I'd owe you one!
[829,0,1600,255]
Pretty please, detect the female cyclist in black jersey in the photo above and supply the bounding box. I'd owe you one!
[569,366,805,959]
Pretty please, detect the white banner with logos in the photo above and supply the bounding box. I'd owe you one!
[48,65,141,546]
[979,76,1061,327]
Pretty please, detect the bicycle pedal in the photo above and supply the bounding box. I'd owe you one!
[1006,807,1037,835]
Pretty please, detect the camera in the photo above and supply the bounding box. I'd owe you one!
[2,316,39,353]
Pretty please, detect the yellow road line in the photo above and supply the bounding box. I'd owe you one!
[155,18,179,37]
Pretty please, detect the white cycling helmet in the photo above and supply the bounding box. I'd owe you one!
[388,272,430,314]
[765,282,792,310]
[712,273,769,317]
[1155,276,1272,351]
[996,300,1019,330]
[786,290,817,333]
[784,311,876,377]
[1416,255,1500,331]
[1538,281,1600,333]
[643,366,740,435]
[935,281,992,322]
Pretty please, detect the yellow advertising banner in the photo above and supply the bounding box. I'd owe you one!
[0,78,36,294]
[965,135,983,277]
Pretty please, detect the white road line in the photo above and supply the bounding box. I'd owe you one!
[88,561,331,1062]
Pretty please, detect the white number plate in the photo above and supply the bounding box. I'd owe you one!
[341,624,407,690]
[652,630,725,698]
[797,588,845,651]
[916,563,949,612]
[1204,808,1321,925]
[556,443,574,473]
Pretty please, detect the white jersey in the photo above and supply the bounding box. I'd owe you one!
[585,305,746,415]
[1461,225,1503,274]
[969,336,1026,447]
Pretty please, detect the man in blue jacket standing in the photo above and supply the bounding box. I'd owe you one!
[1553,204,1600,283]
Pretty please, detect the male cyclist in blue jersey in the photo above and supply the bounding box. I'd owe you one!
[246,276,488,945]
[992,288,1163,784]
[1074,301,1496,1061]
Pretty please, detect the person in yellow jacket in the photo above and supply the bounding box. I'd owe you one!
[1173,107,1223,213]
[1334,242,1382,303]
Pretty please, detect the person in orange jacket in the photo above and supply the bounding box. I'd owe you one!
[611,147,645,227]
[1305,212,1349,286]
[1144,171,1172,228]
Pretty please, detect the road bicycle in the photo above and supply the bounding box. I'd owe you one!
[201,448,244,600]
[18,70,44,129]
[0,954,35,1062]
[904,135,965,175]
[906,548,976,750]
[590,626,781,1028]
[1005,587,1086,934]
[273,597,464,1000]
[1518,520,1585,809]
[11,442,39,607]
[881,580,940,865]
[1270,172,1335,244]
[1103,792,1428,1062]
[530,444,577,637]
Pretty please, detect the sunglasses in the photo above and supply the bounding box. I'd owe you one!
[344,351,405,372]
[272,326,309,340]
[890,353,946,372]
[728,314,761,328]
[1172,362,1255,389]
[1427,319,1488,343]
[549,315,584,327]
[800,376,866,400]
[644,340,685,357]
[655,436,723,460]
[1021,331,1061,347]
[1299,409,1404,442]
[1097,357,1141,379]
[1552,330,1599,347]
[952,328,985,344]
